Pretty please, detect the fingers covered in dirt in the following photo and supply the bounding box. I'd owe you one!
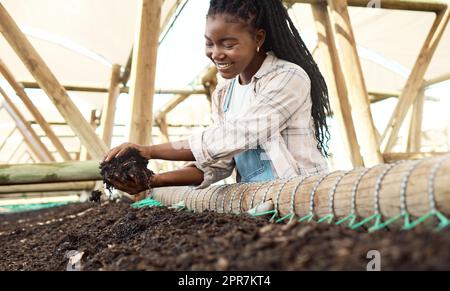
[100,148,155,195]
[103,142,150,162]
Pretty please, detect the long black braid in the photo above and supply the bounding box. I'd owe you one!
[208,0,332,157]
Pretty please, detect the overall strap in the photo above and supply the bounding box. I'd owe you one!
[223,78,236,113]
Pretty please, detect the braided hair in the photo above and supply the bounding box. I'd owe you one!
[208,0,332,157]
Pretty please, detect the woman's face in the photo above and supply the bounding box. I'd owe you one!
[205,14,264,80]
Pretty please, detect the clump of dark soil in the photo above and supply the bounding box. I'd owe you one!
[99,148,154,193]
[89,190,102,203]
[0,202,449,271]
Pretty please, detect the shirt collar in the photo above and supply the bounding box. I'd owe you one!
[217,52,278,96]
[253,51,277,80]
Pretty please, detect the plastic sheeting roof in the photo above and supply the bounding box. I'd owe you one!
[1,1,449,90]
[1,0,449,165]
[289,3,450,92]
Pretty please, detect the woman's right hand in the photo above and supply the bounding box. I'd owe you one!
[102,142,151,163]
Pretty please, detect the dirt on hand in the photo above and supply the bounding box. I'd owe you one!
[99,148,154,194]
[89,190,102,203]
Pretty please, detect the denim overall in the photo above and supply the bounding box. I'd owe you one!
[223,78,274,183]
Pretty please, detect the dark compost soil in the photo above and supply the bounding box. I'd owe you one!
[100,148,154,194]
[0,201,449,271]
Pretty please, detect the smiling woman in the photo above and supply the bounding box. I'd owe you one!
[204,13,267,84]
[105,0,331,194]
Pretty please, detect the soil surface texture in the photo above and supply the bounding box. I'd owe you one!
[0,202,449,271]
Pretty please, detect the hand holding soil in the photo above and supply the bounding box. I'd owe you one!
[103,142,151,162]
[100,148,155,195]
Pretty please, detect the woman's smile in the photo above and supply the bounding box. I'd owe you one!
[215,62,234,71]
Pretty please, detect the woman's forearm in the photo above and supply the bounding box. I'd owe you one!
[151,165,204,188]
[146,140,195,161]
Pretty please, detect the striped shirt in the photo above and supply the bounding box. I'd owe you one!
[188,53,329,189]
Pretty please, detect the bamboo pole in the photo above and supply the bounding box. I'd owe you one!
[383,152,448,163]
[424,71,450,87]
[121,49,133,86]
[19,82,207,95]
[201,66,218,104]
[128,0,163,146]
[152,154,450,224]
[154,93,191,144]
[0,87,54,162]
[156,115,170,143]
[22,150,36,164]
[121,0,185,86]
[7,140,24,163]
[286,0,448,12]
[0,192,83,199]
[0,3,108,159]
[0,181,96,194]
[0,195,80,207]
[20,82,113,93]
[327,0,383,166]
[100,64,122,147]
[406,87,425,152]
[311,2,364,168]
[158,93,190,115]
[20,81,408,104]
[0,58,72,160]
[80,110,98,161]
[0,126,16,153]
[0,160,101,185]
[381,8,450,153]
[17,148,30,164]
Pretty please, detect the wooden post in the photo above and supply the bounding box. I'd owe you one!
[19,81,207,95]
[425,71,450,87]
[121,0,185,86]
[311,3,364,168]
[128,0,163,146]
[0,181,96,194]
[154,93,191,143]
[326,0,383,166]
[156,115,170,143]
[0,58,72,160]
[287,0,448,12]
[121,49,133,86]
[406,86,425,152]
[0,87,54,162]
[0,3,108,159]
[381,8,450,152]
[128,0,163,205]
[201,66,218,104]
[100,64,122,147]
[0,160,101,185]
[383,152,448,163]
[80,110,98,161]
[158,93,190,115]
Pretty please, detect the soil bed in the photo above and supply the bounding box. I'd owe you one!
[0,202,449,271]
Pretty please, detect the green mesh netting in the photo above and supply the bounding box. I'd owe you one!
[131,197,163,209]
